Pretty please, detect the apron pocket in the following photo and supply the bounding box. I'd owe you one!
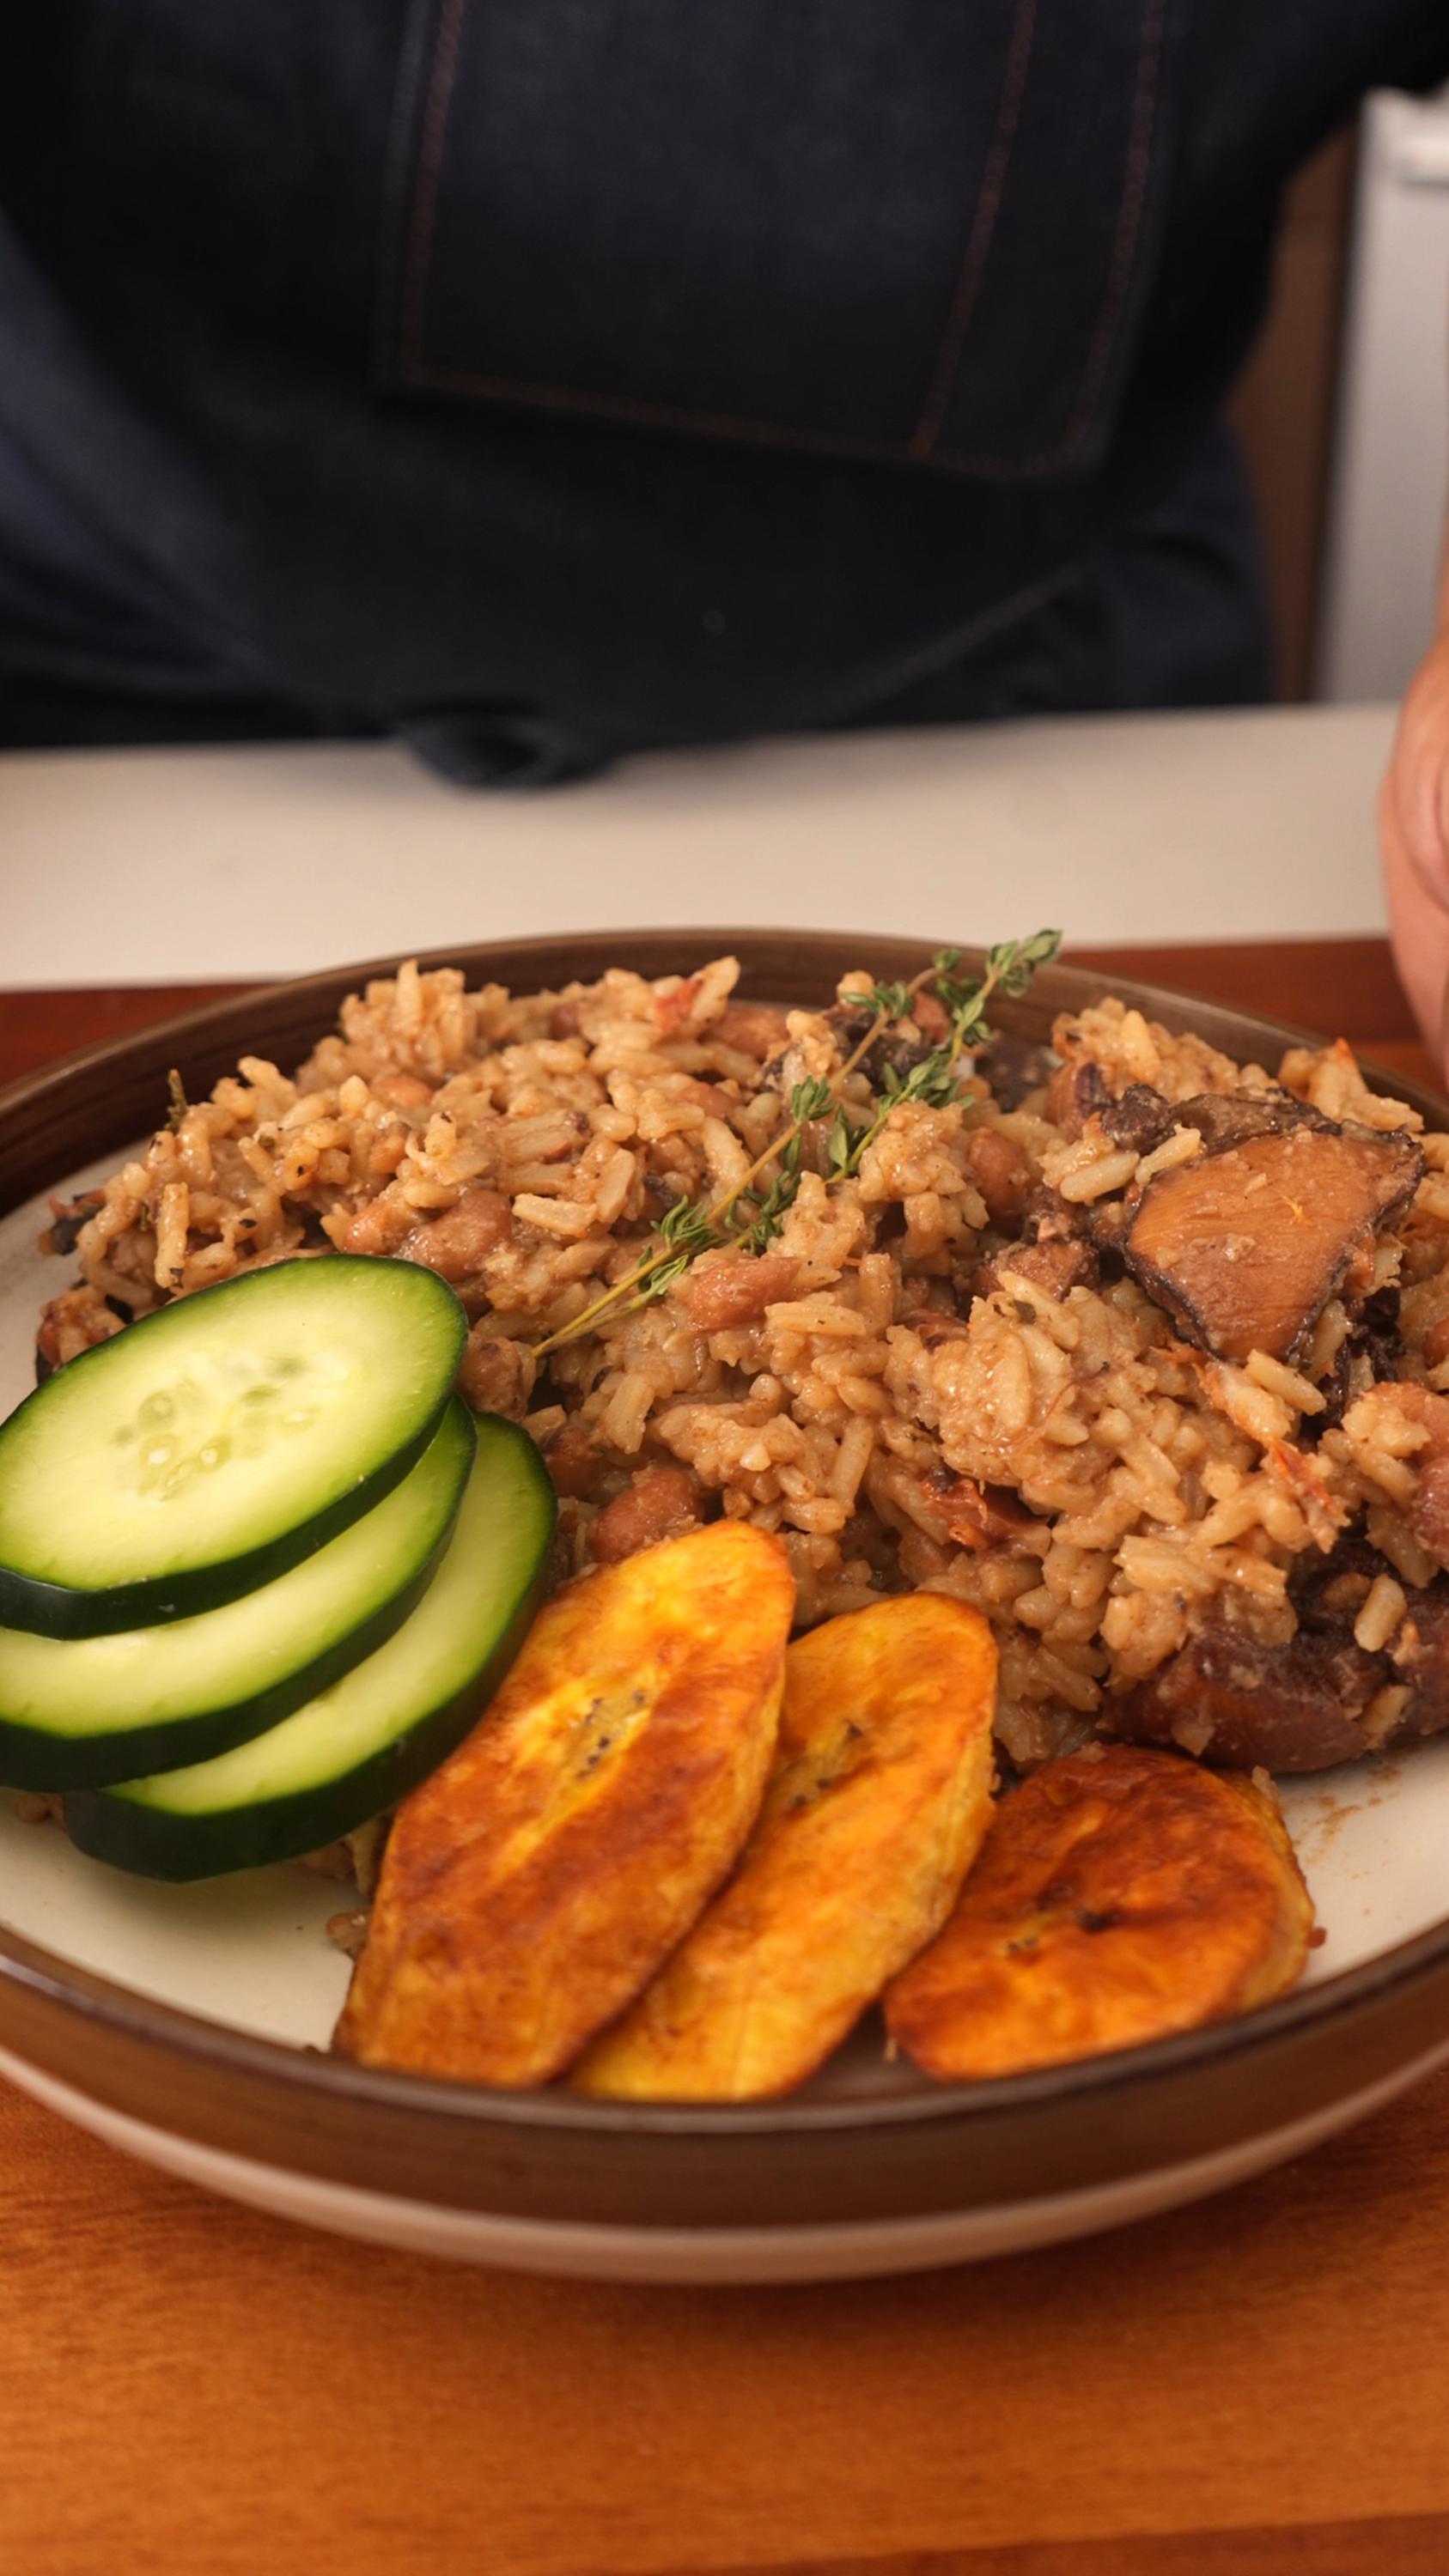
[377,0,1184,478]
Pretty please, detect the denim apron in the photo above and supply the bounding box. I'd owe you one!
[1,2,1446,775]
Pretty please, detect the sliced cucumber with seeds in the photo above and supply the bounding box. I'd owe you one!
[64,1413,557,1880]
[0,1400,475,1791]
[0,1257,466,1637]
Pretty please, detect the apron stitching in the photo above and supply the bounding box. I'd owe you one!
[909,0,1039,464]
[400,359,923,459]
[399,0,471,378]
[1048,0,1169,467]
[395,0,1170,479]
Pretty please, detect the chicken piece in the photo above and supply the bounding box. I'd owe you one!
[886,1746,1312,2079]
[334,1522,793,2086]
[572,1595,996,2101]
[1166,1090,1334,1154]
[1124,1122,1422,1363]
[971,1238,1099,1303]
[1112,1526,1449,1769]
[1097,1084,1178,1156]
[1110,1622,1381,1771]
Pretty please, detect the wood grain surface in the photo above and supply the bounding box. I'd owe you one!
[3,943,1447,2576]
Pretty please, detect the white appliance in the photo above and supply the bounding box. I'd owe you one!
[1318,86,1449,702]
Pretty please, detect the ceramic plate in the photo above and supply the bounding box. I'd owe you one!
[3,931,1449,2284]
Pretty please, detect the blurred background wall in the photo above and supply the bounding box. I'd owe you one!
[1237,87,1449,705]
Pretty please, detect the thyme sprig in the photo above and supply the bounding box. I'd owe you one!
[825,930,1063,1180]
[530,931,1060,1355]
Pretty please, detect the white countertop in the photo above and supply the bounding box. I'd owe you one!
[0,703,1395,987]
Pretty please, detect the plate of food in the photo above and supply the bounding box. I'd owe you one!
[3,927,1449,2285]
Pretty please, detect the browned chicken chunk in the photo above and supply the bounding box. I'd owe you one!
[1112,1571,1449,1771]
[1167,1090,1335,1153]
[1124,1122,1422,1363]
[1111,1623,1382,1771]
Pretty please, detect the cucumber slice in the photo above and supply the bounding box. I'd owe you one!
[0,1401,475,1791]
[0,1257,466,1637]
[64,1413,557,1880]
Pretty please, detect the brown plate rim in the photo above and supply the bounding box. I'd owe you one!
[2,931,1446,2209]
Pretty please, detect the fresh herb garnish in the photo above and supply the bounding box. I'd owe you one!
[531,931,1060,1354]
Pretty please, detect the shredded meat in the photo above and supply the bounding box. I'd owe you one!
[917,1467,1041,1550]
[971,1179,1100,1302]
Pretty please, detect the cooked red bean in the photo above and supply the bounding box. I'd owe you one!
[404,1187,514,1281]
[458,1328,536,1419]
[965,1126,1032,1224]
[334,1194,414,1255]
[588,1467,701,1564]
[542,1421,607,1498]
[682,1253,800,1332]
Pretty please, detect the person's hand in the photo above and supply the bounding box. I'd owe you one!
[1382,626,1449,1058]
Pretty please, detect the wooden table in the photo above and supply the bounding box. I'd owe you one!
[4,946,1449,2576]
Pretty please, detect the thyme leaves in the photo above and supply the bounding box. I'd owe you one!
[530,931,1060,1356]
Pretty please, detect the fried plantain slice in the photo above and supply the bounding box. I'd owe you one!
[885,1743,1313,2081]
[334,1520,792,2085]
[572,1595,996,2101]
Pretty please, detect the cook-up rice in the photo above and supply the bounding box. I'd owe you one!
[38,960,1449,1770]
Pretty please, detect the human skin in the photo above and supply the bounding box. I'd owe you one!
[1381,526,1449,1061]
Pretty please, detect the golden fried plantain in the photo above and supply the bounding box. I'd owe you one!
[334,1521,792,2085]
[572,1595,996,2100]
[885,1743,1312,2081]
